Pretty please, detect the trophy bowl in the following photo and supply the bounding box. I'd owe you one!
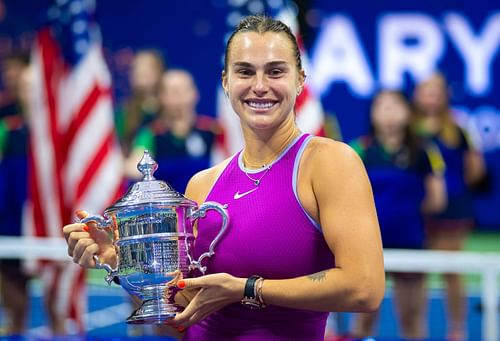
[80,151,228,324]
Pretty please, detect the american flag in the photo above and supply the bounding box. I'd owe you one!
[24,0,123,332]
[214,0,326,159]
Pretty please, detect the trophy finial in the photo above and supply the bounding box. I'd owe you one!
[137,150,158,181]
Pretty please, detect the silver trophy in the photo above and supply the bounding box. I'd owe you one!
[80,150,229,324]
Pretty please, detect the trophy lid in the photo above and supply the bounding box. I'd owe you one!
[105,150,196,212]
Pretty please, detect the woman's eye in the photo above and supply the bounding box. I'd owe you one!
[269,69,284,77]
[237,69,252,76]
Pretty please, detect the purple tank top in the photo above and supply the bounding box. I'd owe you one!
[184,133,335,341]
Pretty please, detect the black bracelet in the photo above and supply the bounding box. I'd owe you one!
[241,275,265,309]
[243,275,260,300]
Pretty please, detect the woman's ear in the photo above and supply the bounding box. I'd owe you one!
[222,70,228,96]
[297,69,306,96]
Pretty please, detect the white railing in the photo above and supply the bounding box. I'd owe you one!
[0,237,499,340]
[384,248,500,341]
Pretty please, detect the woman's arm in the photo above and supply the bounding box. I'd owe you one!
[464,149,486,187]
[421,174,447,214]
[172,139,385,327]
[261,138,385,312]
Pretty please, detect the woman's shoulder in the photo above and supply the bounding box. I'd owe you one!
[185,156,233,203]
[302,136,365,176]
[306,136,362,162]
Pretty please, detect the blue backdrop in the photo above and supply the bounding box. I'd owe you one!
[0,0,499,228]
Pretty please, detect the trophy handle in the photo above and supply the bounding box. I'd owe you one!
[79,215,119,285]
[93,255,119,285]
[189,202,229,274]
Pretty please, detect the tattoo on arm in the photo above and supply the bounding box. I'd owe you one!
[307,270,327,282]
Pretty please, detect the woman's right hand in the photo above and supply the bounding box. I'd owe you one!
[63,210,118,269]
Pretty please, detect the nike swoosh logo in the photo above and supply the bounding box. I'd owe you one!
[233,187,258,200]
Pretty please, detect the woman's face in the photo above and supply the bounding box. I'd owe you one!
[371,92,410,136]
[159,71,198,118]
[222,31,304,132]
[414,75,447,115]
[130,53,162,94]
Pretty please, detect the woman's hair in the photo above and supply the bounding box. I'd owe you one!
[412,72,461,147]
[371,90,420,165]
[122,49,166,154]
[223,15,302,72]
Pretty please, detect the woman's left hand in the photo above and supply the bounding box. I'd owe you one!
[170,273,245,328]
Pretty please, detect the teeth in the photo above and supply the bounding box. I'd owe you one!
[248,101,274,109]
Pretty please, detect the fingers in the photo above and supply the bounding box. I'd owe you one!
[72,238,99,267]
[65,227,90,256]
[172,289,226,327]
[75,210,89,220]
[63,223,88,243]
[64,209,100,268]
[177,277,203,290]
[172,288,205,327]
[174,288,198,307]
[174,291,190,307]
[160,322,187,335]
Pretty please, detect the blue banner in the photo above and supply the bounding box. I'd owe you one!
[1,0,499,228]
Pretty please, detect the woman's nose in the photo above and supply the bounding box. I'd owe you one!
[252,73,268,95]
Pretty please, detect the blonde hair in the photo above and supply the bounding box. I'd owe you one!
[413,73,461,147]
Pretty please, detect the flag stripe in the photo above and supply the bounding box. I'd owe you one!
[76,131,115,202]
[65,85,108,154]
[40,29,70,227]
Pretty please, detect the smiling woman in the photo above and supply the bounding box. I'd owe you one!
[63,14,385,341]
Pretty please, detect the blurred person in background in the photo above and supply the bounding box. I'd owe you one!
[0,52,31,335]
[125,69,218,194]
[413,73,486,341]
[351,90,446,340]
[115,49,165,156]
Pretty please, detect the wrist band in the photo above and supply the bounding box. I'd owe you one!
[244,275,259,300]
[256,277,267,308]
[241,275,266,309]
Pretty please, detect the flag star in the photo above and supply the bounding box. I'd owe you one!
[72,19,86,34]
[48,6,60,20]
[227,11,243,27]
[247,0,264,14]
[69,1,83,15]
[268,0,284,10]
[228,0,248,7]
[74,39,88,55]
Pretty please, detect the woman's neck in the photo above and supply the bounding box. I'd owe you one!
[242,116,301,169]
[375,131,404,152]
[160,110,195,137]
[420,115,442,135]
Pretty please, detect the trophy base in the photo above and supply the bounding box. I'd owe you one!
[126,298,184,324]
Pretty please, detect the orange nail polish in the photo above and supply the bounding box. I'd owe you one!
[177,280,186,289]
[177,326,186,332]
[83,225,90,232]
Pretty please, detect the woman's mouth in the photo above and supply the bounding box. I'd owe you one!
[245,100,276,111]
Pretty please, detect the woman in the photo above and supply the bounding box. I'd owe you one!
[413,73,486,341]
[351,90,446,339]
[115,49,165,156]
[64,15,384,340]
[124,69,218,194]
[0,52,32,336]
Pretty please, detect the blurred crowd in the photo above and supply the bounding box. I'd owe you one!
[0,46,490,341]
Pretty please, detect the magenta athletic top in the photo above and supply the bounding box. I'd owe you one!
[184,133,335,341]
